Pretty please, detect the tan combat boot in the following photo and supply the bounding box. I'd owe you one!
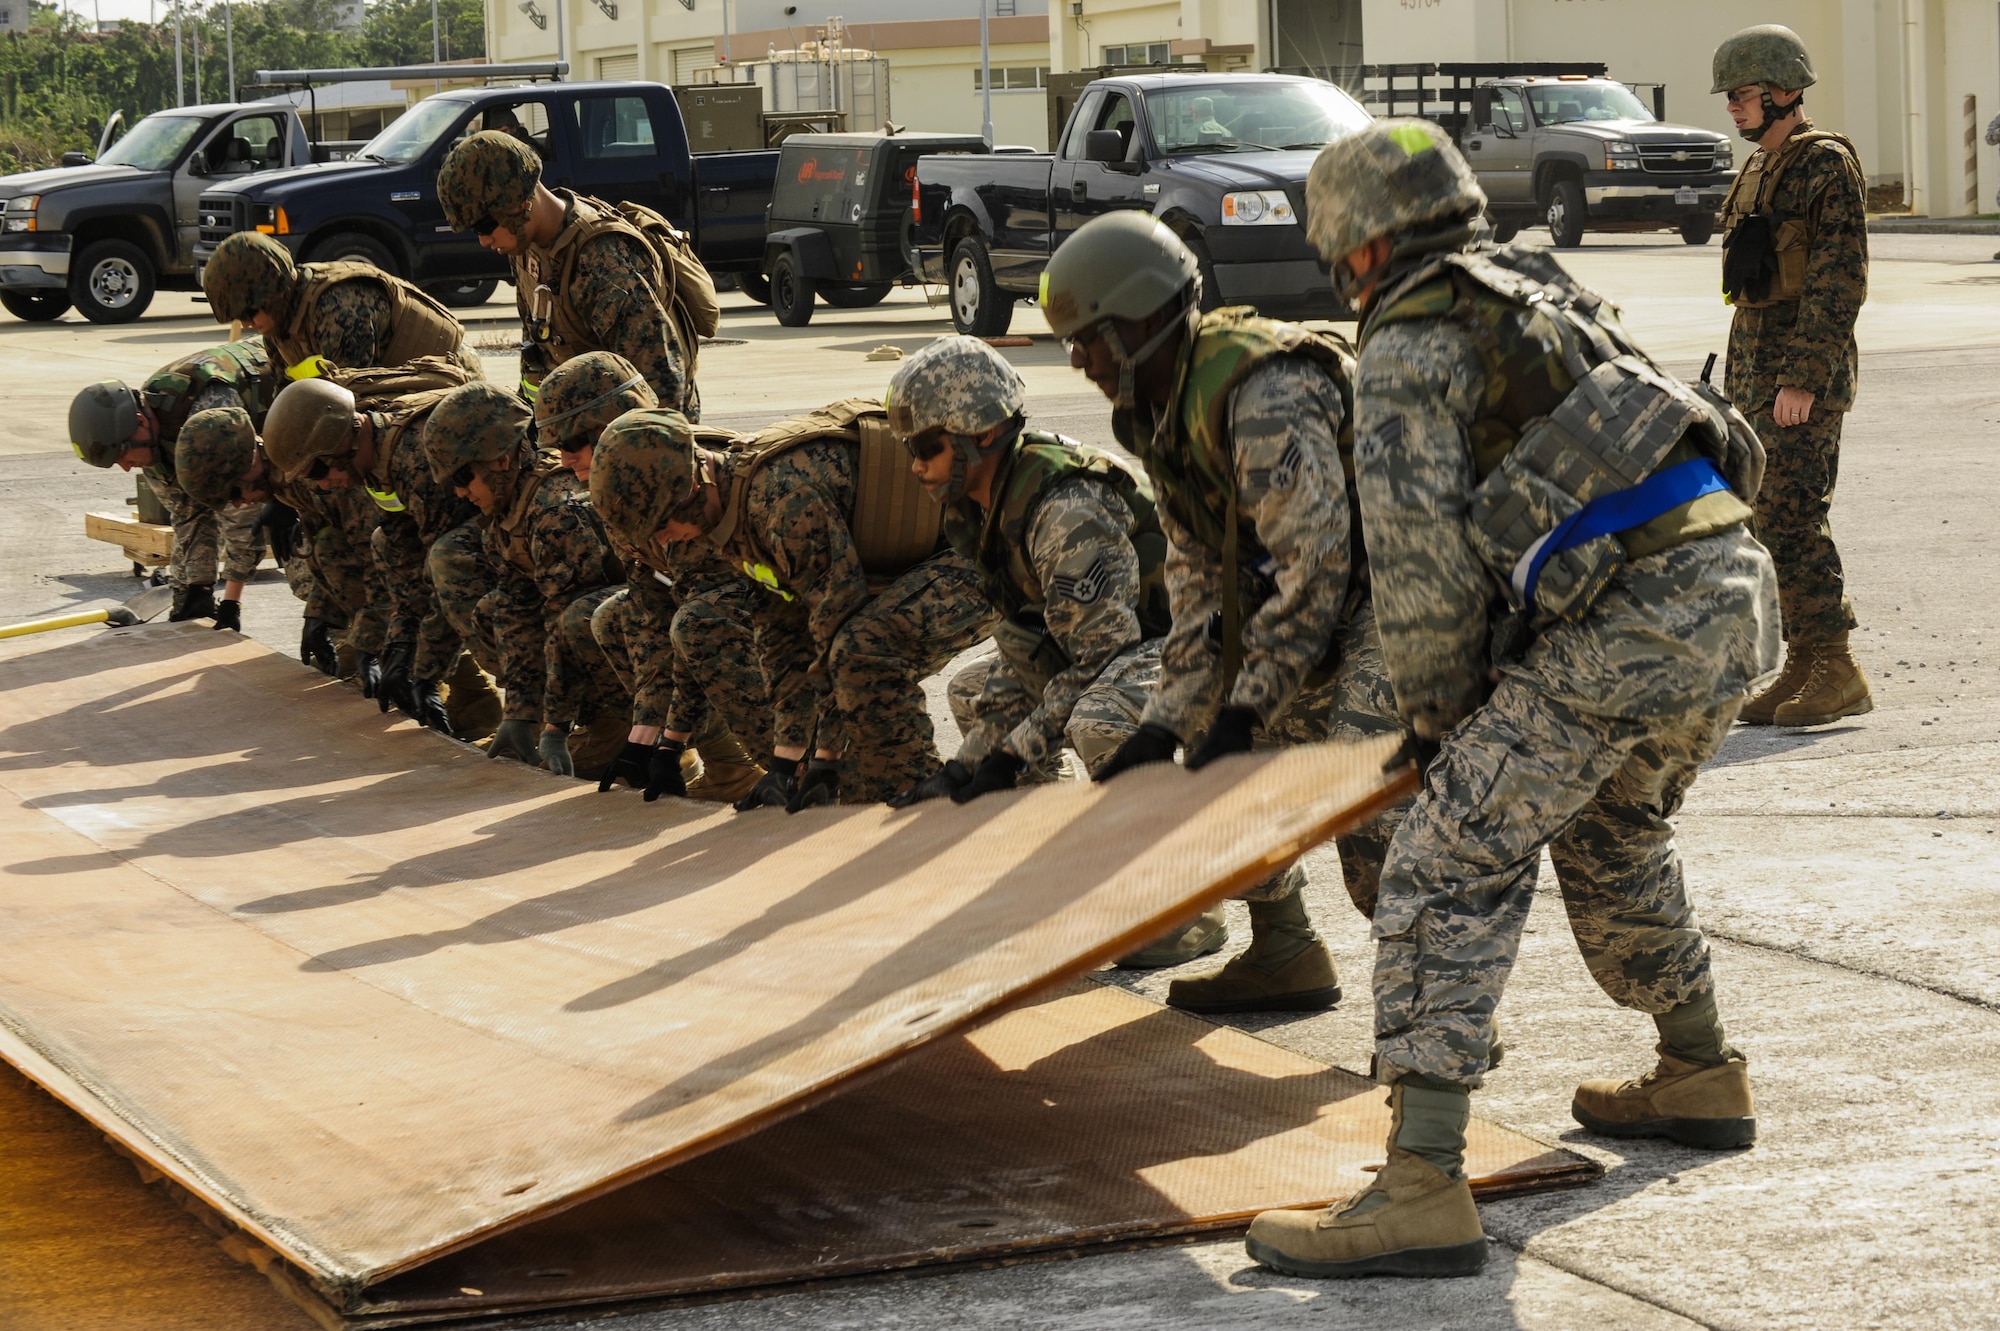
[1572,1048,1756,1150]
[1166,892,1339,1014]
[1114,905,1229,969]
[567,713,630,782]
[685,721,765,804]
[441,653,502,743]
[1773,632,1873,727]
[1736,639,1811,726]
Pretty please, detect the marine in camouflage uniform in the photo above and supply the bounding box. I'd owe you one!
[590,401,995,809]
[1240,118,1778,1280]
[435,131,694,417]
[421,382,628,777]
[533,352,765,802]
[1041,210,1410,1015]
[67,341,274,623]
[201,231,482,383]
[1713,24,1873,726]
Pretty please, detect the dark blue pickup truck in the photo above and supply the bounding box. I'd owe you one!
[194,81,776,305]
[911,73,1371,334]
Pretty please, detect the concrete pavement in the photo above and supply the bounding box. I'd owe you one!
[2,231,1998,1329]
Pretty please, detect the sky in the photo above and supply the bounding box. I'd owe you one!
[58,0,256,29]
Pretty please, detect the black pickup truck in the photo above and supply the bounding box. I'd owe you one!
[911,72,1371,334]
[194,81,778,303]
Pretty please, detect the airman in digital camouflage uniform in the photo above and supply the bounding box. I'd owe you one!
[420,381,629,777]
[590,402,995,809]
[177,406,392,678]
[261,360,500,737]
[1041,210,1411,1016]
[434,131,697,416]
[1244,118,1779,1280]
[1713,25,1872,726]
[68,340,274,625]
[202,232,481,384]
[533,353,765,803]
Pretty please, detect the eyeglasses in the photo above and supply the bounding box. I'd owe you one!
[902,430,949,463]
[450,463,478,490]
[471,215,501,237]
[304,453,350,481]
[1723,88,1763,106]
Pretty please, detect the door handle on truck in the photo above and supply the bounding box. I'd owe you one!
[1071,179,1088,202]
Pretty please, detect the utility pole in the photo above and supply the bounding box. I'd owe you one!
[225,0,233,101]
[431,0,440,92]
[192,7,201,104]
[979,0,992,146]
[173,2,184,107]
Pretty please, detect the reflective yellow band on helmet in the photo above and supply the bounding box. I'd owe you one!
[1037,271,1050,308]
[742,560,793,601]
[519,378,540,403]
[365,482,406,513]
[287,355,328,382]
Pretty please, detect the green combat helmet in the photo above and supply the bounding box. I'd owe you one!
[885,335,1027,503]
[1305,118,1485,309]
[588,408,701,552]
[69,380,140,467]
[437,130,542,235]
[263,376,359,481]
[1712,25,1816,142]
[535,351,657,453]
[1039,210,1200,408]
[201,231,298,324]
[176,407,261,508]
[423,381,532,486]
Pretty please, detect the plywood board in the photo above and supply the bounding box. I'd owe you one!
[0,625,1417,1305]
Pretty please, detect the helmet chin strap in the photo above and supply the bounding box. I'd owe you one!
[1741,88,1802,142]
[937,417,1026,504]
[1101,285,1199,410]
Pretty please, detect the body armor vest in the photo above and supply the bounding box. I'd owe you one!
[708,398,943,597]
[1366,245,1762,624]
[325,359,477,516]
[1719,128,1857,309]
[139,338,272,488]
[943,431,1171,696]
[492,461,625,588]
[275,262,465,374]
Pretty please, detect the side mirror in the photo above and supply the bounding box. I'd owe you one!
[60,150,91,167]
[188,149,210,175]
[1083,129,1125,164]
[1470,88,1493,129]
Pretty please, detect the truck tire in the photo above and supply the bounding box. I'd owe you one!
[770,252,815,327]
[1545,180,1586,249]
[69,240,155,324]
[308,231,397,273]
[821,283,892,309]
[738,270,772,305]
[948,237,1012,337]
[0,290,71,322]
[427,278,499,308]
[1491,219,1521,244]
[1178,227,1222,313]
[1679,213,1716,246]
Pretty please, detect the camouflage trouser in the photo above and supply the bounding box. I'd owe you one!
[590,579,769,751]
[1372,679,1737,1090]
[150,473,264,590]
[821,555,998,803]
[310,516,389,651]
[420,520,496,679]
[531,585,631,727]
[947,639,1162,779]
[1751,408,1856,641]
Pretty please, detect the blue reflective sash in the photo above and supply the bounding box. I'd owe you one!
[1512,458,1732,610]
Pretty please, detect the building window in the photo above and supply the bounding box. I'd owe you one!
[995,0,1016,13]
[1101,43,1173,67]
[972,66,1049,93]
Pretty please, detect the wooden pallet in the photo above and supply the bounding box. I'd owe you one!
[84,510,173,568]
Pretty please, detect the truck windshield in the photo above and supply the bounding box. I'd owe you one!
[357,97,472,163]
[1525,83,1656,125]
[1146,82,1369,154]
[96,115,206,170]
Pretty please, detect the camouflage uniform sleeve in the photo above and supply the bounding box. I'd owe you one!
[512,254,556,387]
[1352,319,1496,741]
[1002,478,1145,765]
[306,282,396,371]
[528,483,618,728]
[187,379,266,582]
[372,513,432,648]
[571,233,688,412]
[383,422,474,680]
[743,451,864,749]
[1778,141,1867,403]
[1143,503,1224,740]
[482,531,548,724]
[623,560,684,729]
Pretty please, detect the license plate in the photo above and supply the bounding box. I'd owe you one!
[1675,188,1699,206]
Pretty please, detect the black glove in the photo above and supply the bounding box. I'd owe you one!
[887,759,972,809]
[785,758,841,813]
[598,739,654,792]
[539,728,575,777]
[168,583,216,622]
[355,650,383,699]
[377,641,416,715]
[408,678,455,738]
[734,754,799,812]
[488,718,539,763]
[256,500,298,564]
[211,598,242,632]
[1387,733,1441,777]
[1185,706,1258,771]
[643,737,689,802]
[952,749,1024,804]
[300,616,338,675]
[1093,723,1181,783]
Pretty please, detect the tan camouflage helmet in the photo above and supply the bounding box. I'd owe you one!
[886,336,1027,441]
[263,376,360,482]
[535,351,658,453]
[69,380,140,467]
[436,130,543,234]
[1039,210,1199,341]
[424,382,532,485]
[175,407,261,508]
[1306,118,1486,271]
[201,231,298,324]
[588,407,701,550]
[1712,25,1816,94]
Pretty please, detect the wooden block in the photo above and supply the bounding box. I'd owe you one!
[83,511,173,566]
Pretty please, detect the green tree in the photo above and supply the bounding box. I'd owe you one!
[360,0,485,67]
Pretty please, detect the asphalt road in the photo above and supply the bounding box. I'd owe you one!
[2,230,1997,1330]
